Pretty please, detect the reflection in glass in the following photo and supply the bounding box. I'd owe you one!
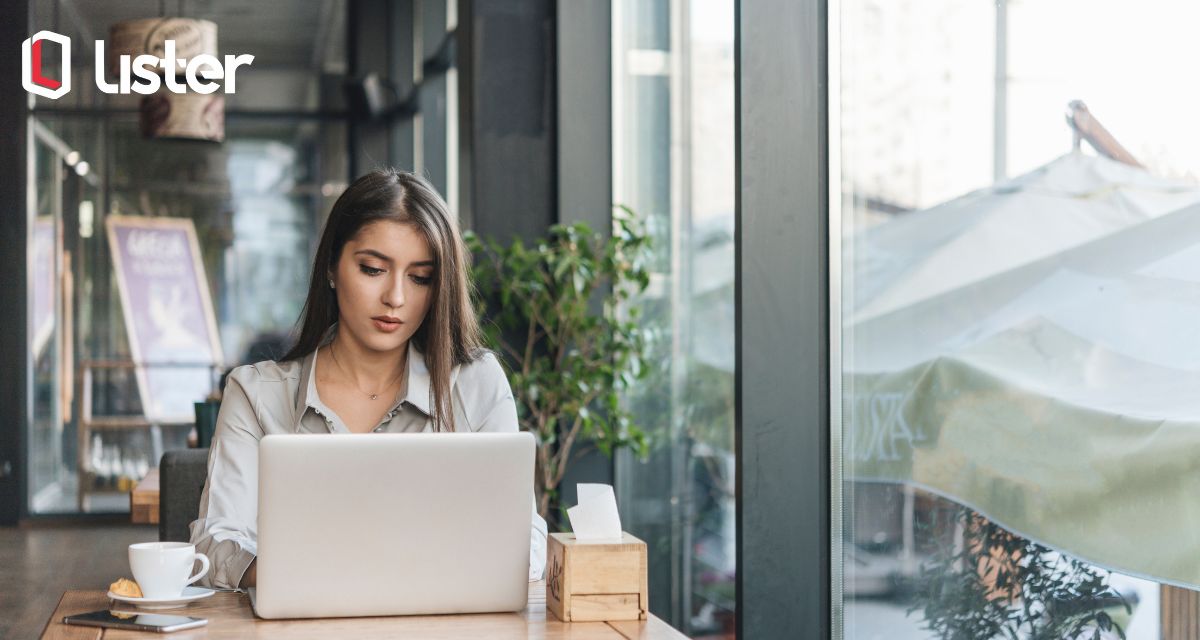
[615,0,735,636]
[838,1,1200,637]
[29,113,345,515]
[28,134,65,514]
[25,0,349,515]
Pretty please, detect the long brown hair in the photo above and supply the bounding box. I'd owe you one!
[281,168,482,431]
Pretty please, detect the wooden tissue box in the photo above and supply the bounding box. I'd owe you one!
[546,531,648,622]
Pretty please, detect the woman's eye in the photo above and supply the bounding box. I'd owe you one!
[359,264,385,276]
[410,274,433,286]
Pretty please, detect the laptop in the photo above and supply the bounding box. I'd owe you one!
[247,432,535,619]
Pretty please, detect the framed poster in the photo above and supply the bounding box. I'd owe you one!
[106,216,223,422]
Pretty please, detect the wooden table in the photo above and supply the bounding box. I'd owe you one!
[129,468,159,525]
[40,581,687,639]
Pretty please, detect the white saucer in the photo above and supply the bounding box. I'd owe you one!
[106,586,215,609]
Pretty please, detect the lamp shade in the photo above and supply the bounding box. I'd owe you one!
[108,18,218,77]
[140,92,225,142]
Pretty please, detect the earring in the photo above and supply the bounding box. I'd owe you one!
[329,279,335,289]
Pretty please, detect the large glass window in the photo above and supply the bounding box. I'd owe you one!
[614,0,735,636]
[26,0,348,514]
[838,1,1200,637]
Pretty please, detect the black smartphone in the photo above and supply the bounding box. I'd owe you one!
[62,609,208,633]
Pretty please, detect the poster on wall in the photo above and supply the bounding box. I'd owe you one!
[106,216,223,422]
[32,217,55,357]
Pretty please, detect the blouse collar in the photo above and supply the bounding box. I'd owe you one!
[292,324,435,429]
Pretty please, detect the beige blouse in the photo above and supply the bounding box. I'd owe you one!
[188,332,548,589]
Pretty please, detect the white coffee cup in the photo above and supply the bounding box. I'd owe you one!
[128,542,211,599]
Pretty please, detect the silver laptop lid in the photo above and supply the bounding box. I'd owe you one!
[253,432,534,619]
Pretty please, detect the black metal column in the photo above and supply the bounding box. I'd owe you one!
[735,0,830,637]
[348,0,393,177]
[556,0,610,235]
[554,0,616,532]
[0,2,32,525]
[456,0,556,244]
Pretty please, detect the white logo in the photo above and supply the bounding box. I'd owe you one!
[22,31,254,98]
[96,39,255,95]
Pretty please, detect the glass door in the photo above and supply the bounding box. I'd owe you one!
[27,119,79,513]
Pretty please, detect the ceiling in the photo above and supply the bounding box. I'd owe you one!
[37,0,347,110]
[51,0,346,71]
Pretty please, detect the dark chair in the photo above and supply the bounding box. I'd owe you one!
[158,449,211,543]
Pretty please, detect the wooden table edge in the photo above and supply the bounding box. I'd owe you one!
[41,591,101,640]
[43,587,688,639]
[38,591,67,640]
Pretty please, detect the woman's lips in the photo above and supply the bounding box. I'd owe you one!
[372,317,403,333]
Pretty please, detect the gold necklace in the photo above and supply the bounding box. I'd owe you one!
[328,340,405,401]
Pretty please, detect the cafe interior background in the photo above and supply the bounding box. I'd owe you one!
[6,0,739,637]
[8,0,1200,638]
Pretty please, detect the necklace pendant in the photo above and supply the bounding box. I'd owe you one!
[370,394,378,400]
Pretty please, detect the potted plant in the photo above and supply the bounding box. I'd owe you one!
[465,206,653,521]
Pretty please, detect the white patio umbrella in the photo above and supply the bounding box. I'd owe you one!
[846,151,1200,588]
[851,151,1200,322]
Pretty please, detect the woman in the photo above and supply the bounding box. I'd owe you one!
[189,169,547,589]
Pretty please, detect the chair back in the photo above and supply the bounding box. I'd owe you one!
[159,448,211,543]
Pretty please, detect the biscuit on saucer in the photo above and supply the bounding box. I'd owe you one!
[109,577,142,598]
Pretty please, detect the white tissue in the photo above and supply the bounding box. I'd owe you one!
[566,483,623,543]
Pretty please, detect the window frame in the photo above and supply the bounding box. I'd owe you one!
[735,0,832,637]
